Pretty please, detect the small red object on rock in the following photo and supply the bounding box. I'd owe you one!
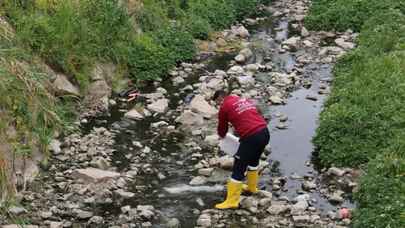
[339,208,351,219]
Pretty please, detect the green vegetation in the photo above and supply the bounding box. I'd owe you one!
[0,10,73,200]
[305,0,405,32]
[0,0,271,199]
[2,0,269,85]
[308,1,405,227]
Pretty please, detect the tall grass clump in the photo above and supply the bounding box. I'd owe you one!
[0,13,73,199]
[3,0,133,88]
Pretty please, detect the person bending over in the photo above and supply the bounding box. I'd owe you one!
[212,90,270,209]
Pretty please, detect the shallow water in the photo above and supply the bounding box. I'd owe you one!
[80,8,355,228]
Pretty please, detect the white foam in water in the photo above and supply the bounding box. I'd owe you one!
[164,184,224,194]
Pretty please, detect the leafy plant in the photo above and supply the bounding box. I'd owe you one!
[126,35,175,81]
[151,24,196,63]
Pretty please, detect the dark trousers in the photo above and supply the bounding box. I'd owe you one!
[231,127,270,181]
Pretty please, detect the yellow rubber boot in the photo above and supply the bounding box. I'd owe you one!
[242,170,259,193]
[215,180,243,209]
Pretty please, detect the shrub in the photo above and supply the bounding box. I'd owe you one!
[188,0,236,30]
[181,14,212,40]
[127,35,174,81]
[151,24,196,62]
[135,0,169,32]
[227,0,258,20]
[305,0,405,32]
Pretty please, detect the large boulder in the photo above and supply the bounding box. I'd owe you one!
[176,110,204,126]
[72,168,120,183]
[124,109,144,120]
[190,95,217,118]
[147,98,169,113]
[52,74,80,96]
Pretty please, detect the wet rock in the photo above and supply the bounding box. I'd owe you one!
[198,168,214,177]
[206,78,225,90]
[246,64,260,72]
[8,206,26,215]
[176,110,204,127]
[72,168,120,183]
[267,201,289,215]
[282,36,301,50]
[167,218,180,228]
[245,18,258,25]
[172,76,185,86]
[259,198,272,207]
[115,189,135,199]
[269,96,283,105]
[73,209,93,219]
[235,54,246,63]
[276,123,288,130]
[137,205,155,220]
[234,25,250,38]
[53,74,80,97]
[257,190,273,199]
[142,222,152,227]
[302,180,317,191]
[147,98,169,113]
[240,197,259,213]
[151,121,168,128]
[293,215,310,224]
[40,211,53,219]
[190,176,208,186]
[240,48,253,59]
[328,190,345,204]
[306,94,318,101]
[49,222,63,228]
[237,75,255,86]
[303,40,314,47]
[218,156,234,170]
[216,38,227,47]
[335,38,355,50]
[124,109,144,120]
[327,167,346,177]
[196,213,212,227]
[88,216,104,224]
[279,115,288,122]
[190,95,217,118]
[290,200,309,215]
[204,135,219,146]
[49,139,62,155]
[301,27,310,37]
[227,65,245,75]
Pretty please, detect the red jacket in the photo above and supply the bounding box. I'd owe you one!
[217,95,267,139]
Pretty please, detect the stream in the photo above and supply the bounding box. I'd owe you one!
[80,6,354,228]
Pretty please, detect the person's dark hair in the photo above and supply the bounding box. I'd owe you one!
[212,90,227,101]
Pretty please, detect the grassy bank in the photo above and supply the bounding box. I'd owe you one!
[307,1,405,227]
[0,0,270,200]
[2,0,268,87]
[0,14,72,201]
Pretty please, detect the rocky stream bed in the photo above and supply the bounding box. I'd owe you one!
[1,0,361,227]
